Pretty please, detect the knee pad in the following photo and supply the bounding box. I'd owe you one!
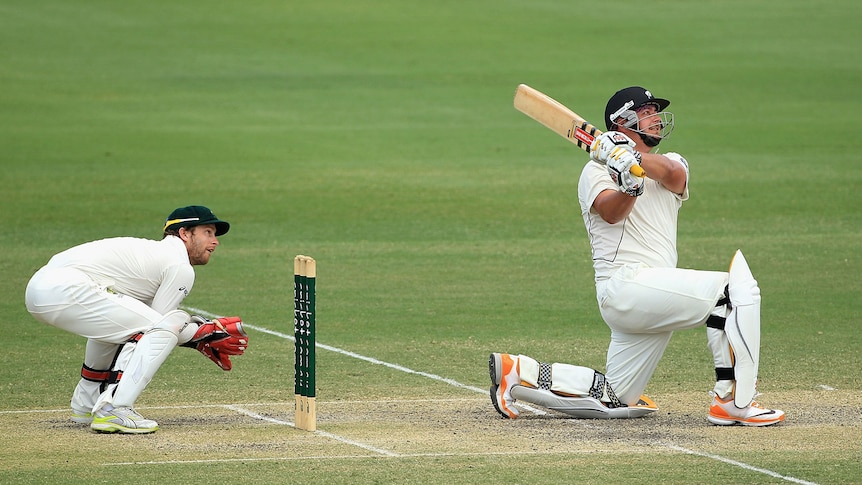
[153,309,192,337]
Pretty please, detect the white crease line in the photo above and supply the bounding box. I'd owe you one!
[109,448,673,466]
[663,444,819,485]
[112,455,376,465]
[224,405,398,457]
[2,399,489,416]
[181,307,815,484]
[183,306,547,416]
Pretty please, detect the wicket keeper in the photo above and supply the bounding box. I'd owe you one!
[25,205,249,433]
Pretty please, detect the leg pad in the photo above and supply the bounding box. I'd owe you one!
[510,386,657,419]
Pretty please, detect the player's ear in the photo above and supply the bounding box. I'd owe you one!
[178,226,192,241]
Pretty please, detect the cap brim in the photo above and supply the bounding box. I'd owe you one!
[649,98,671,112]
[214,221,230,236]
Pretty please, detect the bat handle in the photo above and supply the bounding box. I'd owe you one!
[630,165,646,177]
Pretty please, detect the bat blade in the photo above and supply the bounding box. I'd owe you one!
[513,84,599,152]
[513,84,646,177]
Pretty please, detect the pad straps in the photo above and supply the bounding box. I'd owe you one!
[706,314,726,329]
[537,362,552,390]
[717,285,731,309]
[79,333,143,389]
[591,372,624,408]
[715,367,735,381]
[80,364,114,383]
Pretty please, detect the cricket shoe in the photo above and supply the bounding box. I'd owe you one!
[489,353,521,419]
[70,408,93,424]
[707,392,785,427]
[90,405,159,434]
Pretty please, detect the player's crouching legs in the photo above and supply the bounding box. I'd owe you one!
[91,310,189,434]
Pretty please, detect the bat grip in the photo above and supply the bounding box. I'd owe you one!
[630,165,646,177]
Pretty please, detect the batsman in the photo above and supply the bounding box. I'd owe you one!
[490,86,785,426]
[25,205,249,434]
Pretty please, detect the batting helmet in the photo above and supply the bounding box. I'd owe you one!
[604,86,670,131]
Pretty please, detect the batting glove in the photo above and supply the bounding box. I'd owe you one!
[607,149,644,197]
[590,131,636,164]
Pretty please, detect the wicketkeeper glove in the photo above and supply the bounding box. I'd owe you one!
[182,315,248,371]
[607,149,644,197]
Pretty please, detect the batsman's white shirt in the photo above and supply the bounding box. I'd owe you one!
[577,153,728,405]
[25,236,194,342]
[578,154,688,281]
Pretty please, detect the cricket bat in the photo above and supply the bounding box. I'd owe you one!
[513,84,646,177]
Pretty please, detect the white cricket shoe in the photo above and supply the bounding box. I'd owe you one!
[70,408,93,424]
[708,392,785,427]
[90,405,159,434]
[489,353,521,419]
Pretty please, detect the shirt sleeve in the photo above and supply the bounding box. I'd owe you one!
[578,161,618,215]
[151,263,195,315]
[664,152,690,201]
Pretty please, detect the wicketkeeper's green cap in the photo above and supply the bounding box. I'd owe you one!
[163,205,230,236]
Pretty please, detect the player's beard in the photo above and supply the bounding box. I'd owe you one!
[188,236,213,265]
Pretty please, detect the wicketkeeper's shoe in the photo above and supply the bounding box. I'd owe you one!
[707,392,785,427]
[70,409,93,424]
[90,405,159,434]
[489,353,521,419]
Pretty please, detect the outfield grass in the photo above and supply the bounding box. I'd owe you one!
[1,1,860,483]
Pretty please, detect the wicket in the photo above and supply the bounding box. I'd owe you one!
[293,255,316,431]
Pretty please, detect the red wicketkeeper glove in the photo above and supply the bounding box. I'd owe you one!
[182,316,248,370]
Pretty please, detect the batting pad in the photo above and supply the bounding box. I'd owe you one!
[726,250,761,408]
[510,386,658,419]
[550,363,609,400]
[517,355,617,402]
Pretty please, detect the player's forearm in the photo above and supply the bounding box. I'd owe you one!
[639,153,686,194]
[593,189,636,224]
[151,265,195,314]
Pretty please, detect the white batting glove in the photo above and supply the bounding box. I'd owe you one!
[607,149,644,197]
[590,131,636,163]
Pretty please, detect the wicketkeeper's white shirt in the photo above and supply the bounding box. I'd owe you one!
[43,235,194,314]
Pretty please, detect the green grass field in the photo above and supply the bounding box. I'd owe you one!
[2,1,860,483]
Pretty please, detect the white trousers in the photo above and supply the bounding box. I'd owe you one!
[25,266,165,342]
[25,266,170,412]
[596,263,729,405]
